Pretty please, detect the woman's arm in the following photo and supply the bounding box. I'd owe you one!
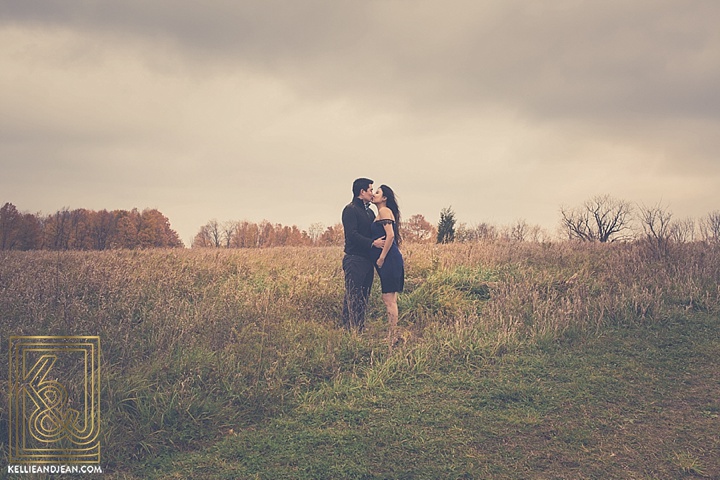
[376,208,395,267]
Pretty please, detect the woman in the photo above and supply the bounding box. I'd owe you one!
[370,184,405,349]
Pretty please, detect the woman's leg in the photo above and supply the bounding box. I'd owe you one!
[382,292,399,349]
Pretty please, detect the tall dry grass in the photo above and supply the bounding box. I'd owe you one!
[0,241,718,471]
[403,241,719,342]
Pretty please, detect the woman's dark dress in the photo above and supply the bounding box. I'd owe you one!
[370,219,404,293]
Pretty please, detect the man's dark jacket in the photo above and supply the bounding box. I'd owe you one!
[342,197,376,257]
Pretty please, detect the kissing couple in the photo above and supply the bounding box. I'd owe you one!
[341,177,405,349]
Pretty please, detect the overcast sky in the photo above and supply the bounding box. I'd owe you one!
[1,1,718,245]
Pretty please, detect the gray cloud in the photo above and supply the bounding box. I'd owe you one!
[5,1,719,125]
[1,1,718,243]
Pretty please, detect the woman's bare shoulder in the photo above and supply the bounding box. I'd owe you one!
[377,207,395,221]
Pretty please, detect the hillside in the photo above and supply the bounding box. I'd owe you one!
[1,242,718,478]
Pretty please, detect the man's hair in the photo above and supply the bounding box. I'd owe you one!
[352,178,374,198]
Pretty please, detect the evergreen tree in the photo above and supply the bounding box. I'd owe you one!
[437,206,456,244]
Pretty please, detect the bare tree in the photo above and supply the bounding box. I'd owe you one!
[700,211,720,244]
[455,221,498,243]
[475,222,498,241]
[637,202,673,257]
[510,218,529,242]
[498,220,548,243]
[670,217,695,244]
[560,195,633,242]
[455,222,476,243]
[192,220,223,248]
[527,224,551,243]
[221,221,236,248]
[308,222,325,244]
[207,219,223,247]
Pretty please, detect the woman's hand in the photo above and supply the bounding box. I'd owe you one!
[376,257,385,268]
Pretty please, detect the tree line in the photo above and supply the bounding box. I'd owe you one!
[4,195,718,251]
[191,214,439,248]
[0,203,183,250]
[436,195,720,251]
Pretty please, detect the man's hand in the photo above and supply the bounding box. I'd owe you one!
[372,237,386,249]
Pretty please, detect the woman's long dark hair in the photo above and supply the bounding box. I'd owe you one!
[380,184,402,245]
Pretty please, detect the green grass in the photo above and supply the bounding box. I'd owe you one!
[130,312,720,479]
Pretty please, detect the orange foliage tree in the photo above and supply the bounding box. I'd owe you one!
[192,219,320,248]
[404,214,436,243]
[318,223,344,246]
[192,215,436,248]
[0,203,183,250]
[0,203,21,250]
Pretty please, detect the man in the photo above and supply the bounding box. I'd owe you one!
[341,178,385,332]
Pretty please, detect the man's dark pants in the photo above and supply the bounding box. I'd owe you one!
[342,254,374,331]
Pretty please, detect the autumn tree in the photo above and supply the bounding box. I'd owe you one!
[109,210,139,249]
[560,195,633,242]
[17,213,42,250]
[192,225,214,248]
[193,219,314,248]
[233,221,261,248]
[0,203,182,250]
[258,221,276,247]
[44,208,73,250]
[135,209,183,248]
[0,204,43,250]
[68,209,93,250]
[279,224,311,246]
[89,210,116,250]
[404,214,436,243]
[193,219,224,248]
[192,219,237,248]
[319,223,344,246]
[0,203,21,250]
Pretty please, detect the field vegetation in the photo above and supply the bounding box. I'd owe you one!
[1,240,719,478]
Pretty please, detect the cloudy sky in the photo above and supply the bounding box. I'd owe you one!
[1,1,718,245]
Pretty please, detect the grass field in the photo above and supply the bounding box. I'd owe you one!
[1,242,718,478]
